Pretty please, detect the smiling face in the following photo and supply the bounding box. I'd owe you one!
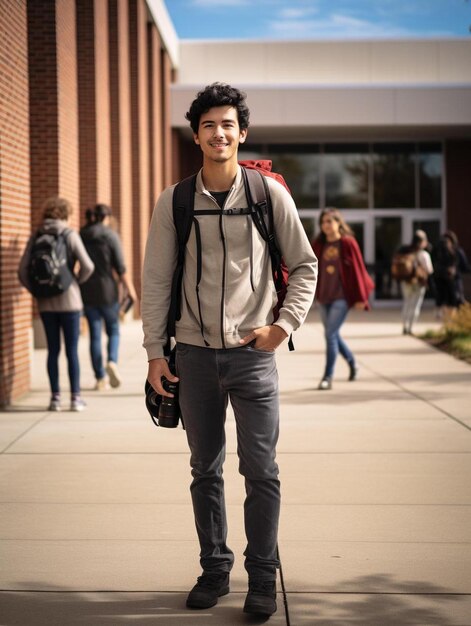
[320,213,341,239]
[194,106,247,165]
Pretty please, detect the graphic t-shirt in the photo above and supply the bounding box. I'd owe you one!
[317,240,345,304]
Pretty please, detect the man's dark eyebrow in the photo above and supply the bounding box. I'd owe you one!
[201,118,236,125]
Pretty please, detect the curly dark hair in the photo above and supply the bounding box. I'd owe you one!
[185,83,250,134]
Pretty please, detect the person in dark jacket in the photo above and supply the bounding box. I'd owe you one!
[80,204,137,390]
[312,208,374,390]
[18,196,95,411]
[435,230,470,312]
[432,229,471,317]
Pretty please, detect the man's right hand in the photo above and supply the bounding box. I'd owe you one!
[147,358,179,398]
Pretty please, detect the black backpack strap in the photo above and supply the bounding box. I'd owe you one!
[242,167,283,292]
[167,175,197,347]
[61,228,74,268]
[242,167,294,352]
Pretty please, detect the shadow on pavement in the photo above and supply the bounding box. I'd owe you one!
[0,407,49,414]
[286,574,469,625]
[1,576,468,625]
[279,387,457,406]
[0,589,278,626]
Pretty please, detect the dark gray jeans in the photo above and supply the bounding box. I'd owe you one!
[176,342,281,581]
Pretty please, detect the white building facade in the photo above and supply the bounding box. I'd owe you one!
[171,39,471,301]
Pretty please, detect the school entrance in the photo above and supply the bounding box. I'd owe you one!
[240,141,445,303]
[299,209,444,302]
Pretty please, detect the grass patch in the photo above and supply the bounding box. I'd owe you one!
[420,303,471,365]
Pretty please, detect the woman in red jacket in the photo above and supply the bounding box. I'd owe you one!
[312,208,374,390]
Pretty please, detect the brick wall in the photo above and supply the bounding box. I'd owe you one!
[57,0,80,227]
[129,0,151,308]
[0,0,176,404]
[161,51,173,187]
[28,0,79,227]
[77,0,112,218]
[27,0,59,229]
[94,0,111,205]
[0,0,31,404]
[109,0,133,286]
[148,22,163,210]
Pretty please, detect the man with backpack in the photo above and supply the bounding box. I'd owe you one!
[141,83,317,617]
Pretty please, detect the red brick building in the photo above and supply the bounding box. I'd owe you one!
[0,0,177,406]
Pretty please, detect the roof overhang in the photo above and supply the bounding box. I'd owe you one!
[146,0,179,68]
[172,84,471,140]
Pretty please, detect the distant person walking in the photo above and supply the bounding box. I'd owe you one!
[312,208,374,390]
[80,204,137,390]
[433,230,470,317]
[396,230,433,335]
[18,196,94,411]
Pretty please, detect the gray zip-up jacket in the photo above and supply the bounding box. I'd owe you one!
[142,166,318,360]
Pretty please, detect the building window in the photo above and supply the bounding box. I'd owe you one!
[240,141,443,211]
[373,143,416,209]
[269,146,320,209]
[419,143,442,209]
[324,144,369,209]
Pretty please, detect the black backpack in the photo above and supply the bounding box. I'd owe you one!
[28,229,74,298]
[167,164,294,352]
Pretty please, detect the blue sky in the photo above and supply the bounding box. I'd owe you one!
[165,0,471,40]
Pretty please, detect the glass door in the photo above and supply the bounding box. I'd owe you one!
[374,216,402,300]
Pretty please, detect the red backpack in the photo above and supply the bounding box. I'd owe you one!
[167,160,294,351]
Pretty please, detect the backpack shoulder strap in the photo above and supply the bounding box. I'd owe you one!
[172,175,197,257]
[242,166,282,285]
[242,166,294,350]
[242,167,272,239]
[166,174,197,347]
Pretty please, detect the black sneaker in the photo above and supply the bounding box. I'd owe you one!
[186,572,230,609]
[348,361,358,381]
[243,580,277,616]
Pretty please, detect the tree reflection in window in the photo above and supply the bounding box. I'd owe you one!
[325,144,369,209]
[374,143,415,209]
[419,144,442,208]
[270,153,320,209]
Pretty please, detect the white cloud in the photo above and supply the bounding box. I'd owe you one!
[278,7,319,20]
[267,11,442,38]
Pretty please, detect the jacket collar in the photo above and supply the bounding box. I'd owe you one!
[195,165,243,196]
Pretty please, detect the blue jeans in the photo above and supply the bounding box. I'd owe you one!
[318,299,354,379]
[176,342,280,581]
[84,303,120,380]
[40,311,81,395]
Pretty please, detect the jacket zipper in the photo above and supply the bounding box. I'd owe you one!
[218,212,227,349]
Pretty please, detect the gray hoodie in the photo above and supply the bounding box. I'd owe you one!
[18,219,95,312]
[142,166,318,360]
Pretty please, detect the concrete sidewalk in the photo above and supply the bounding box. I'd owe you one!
[1,309,470,625]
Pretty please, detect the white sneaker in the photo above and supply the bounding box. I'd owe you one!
[94,377,109,391]
[48,397,61,411]
[70,397,86,412]
[318,378,332,390]
[106,361,121,388]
